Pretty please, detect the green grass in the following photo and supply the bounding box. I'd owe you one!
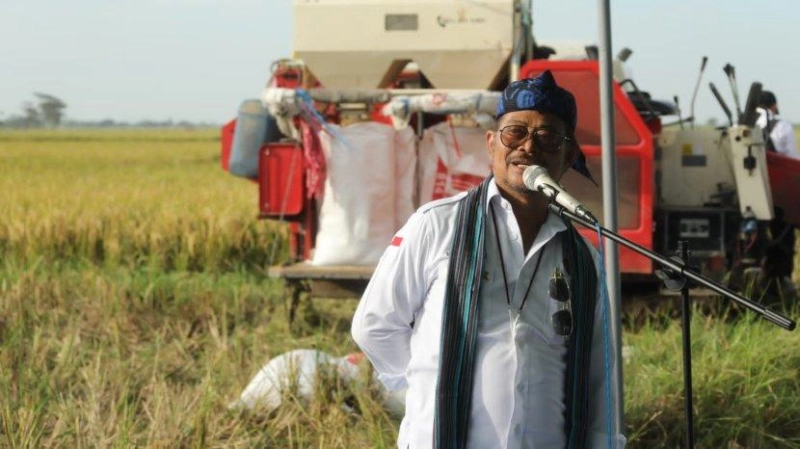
[624,306,800,447]
[1,129,799,448]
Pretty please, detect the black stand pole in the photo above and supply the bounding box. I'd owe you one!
[654,241,697,448]
[678,242,695,449]
[549,204,796,448]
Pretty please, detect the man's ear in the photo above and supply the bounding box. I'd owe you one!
[486,129,497,157]
[568,145,579,166]
[566,138,579,165]
[559,138,580,177]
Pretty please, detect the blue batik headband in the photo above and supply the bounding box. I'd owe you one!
[496,70,596,184]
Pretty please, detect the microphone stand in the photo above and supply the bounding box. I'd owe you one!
[548,203,796,449]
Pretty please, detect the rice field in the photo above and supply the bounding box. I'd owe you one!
[1,128,799,448]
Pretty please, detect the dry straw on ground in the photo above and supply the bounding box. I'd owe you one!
[1,128,798,448]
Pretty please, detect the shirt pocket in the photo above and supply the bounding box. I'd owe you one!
[542,297,570,346]
[524,299,569,347]
[516,315,568,348]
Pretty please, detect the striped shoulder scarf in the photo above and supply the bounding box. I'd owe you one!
[434,176,598,449]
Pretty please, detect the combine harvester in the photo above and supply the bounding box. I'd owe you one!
[221,0,800,309]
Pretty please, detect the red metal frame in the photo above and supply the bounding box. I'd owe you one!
[520,60,655,274]
[766,151,800,227]
[220,119,235,171]
[258,143,305,218]
[223,59,657,271]
[257,142,316,262]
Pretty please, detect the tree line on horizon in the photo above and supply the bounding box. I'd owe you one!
[2,93,66,128]
[1,93,220,129]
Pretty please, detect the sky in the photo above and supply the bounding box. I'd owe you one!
[2,0,798,125]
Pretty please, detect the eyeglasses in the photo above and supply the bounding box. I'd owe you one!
[549,268,572,337]
[498,125,571,153]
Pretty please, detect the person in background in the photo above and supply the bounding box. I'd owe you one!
[763,208,797,296]
[756,90,799,159]
[351,71,625,448]
[756,90,797,296]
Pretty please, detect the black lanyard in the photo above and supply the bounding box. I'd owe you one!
[489,202,547,313]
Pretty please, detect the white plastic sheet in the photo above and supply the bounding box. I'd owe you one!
[381,91,500,129]
[261,88,300,140]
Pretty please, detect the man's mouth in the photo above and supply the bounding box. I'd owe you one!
[510,161,532,170]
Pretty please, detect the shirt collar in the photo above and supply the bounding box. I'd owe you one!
[486,179,567,244]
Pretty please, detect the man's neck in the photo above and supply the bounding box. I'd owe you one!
[500,188,551,253]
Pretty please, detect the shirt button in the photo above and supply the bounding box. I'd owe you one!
[513,423,522,434]
[511,234,519,241]
[516,383,525,393]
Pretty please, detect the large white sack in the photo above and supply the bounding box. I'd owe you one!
[230,349,334,412]
[394,126,417,228]
[312,123,415,266]
[230,349,407,417]
[418,122,491,206]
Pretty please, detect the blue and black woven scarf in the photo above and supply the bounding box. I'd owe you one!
[433,176,598,448]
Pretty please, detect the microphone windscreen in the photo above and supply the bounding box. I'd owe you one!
[522,165,549,191]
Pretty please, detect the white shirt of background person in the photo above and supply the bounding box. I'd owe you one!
[756,107,800,159]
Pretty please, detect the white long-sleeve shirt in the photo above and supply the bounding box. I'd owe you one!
[756,108,799,159]
[352,180,625,448]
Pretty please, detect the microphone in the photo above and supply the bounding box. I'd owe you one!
[522,165,598,224]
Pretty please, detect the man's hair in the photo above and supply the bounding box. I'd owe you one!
[759,90,777,108]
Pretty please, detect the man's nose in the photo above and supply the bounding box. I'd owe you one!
[520,135,536,154]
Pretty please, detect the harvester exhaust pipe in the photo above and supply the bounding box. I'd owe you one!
[689,56,708,129]
[723,63,743,122]
[740,81,763,127]
[709,82,734,127]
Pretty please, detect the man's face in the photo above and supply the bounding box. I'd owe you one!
[486,110,577,197]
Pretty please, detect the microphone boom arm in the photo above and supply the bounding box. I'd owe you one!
[548,202,795,330]
[551,200,794,449]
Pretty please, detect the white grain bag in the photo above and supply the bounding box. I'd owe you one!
[394,126,417,228]
[418,122,491,206]
[313,122,398,265]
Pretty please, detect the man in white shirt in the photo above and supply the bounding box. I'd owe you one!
[755,91,798,295]
[756,90,799,159]
[352,71,625,448]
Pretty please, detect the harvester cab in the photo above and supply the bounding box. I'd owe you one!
[220,0,800,302]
